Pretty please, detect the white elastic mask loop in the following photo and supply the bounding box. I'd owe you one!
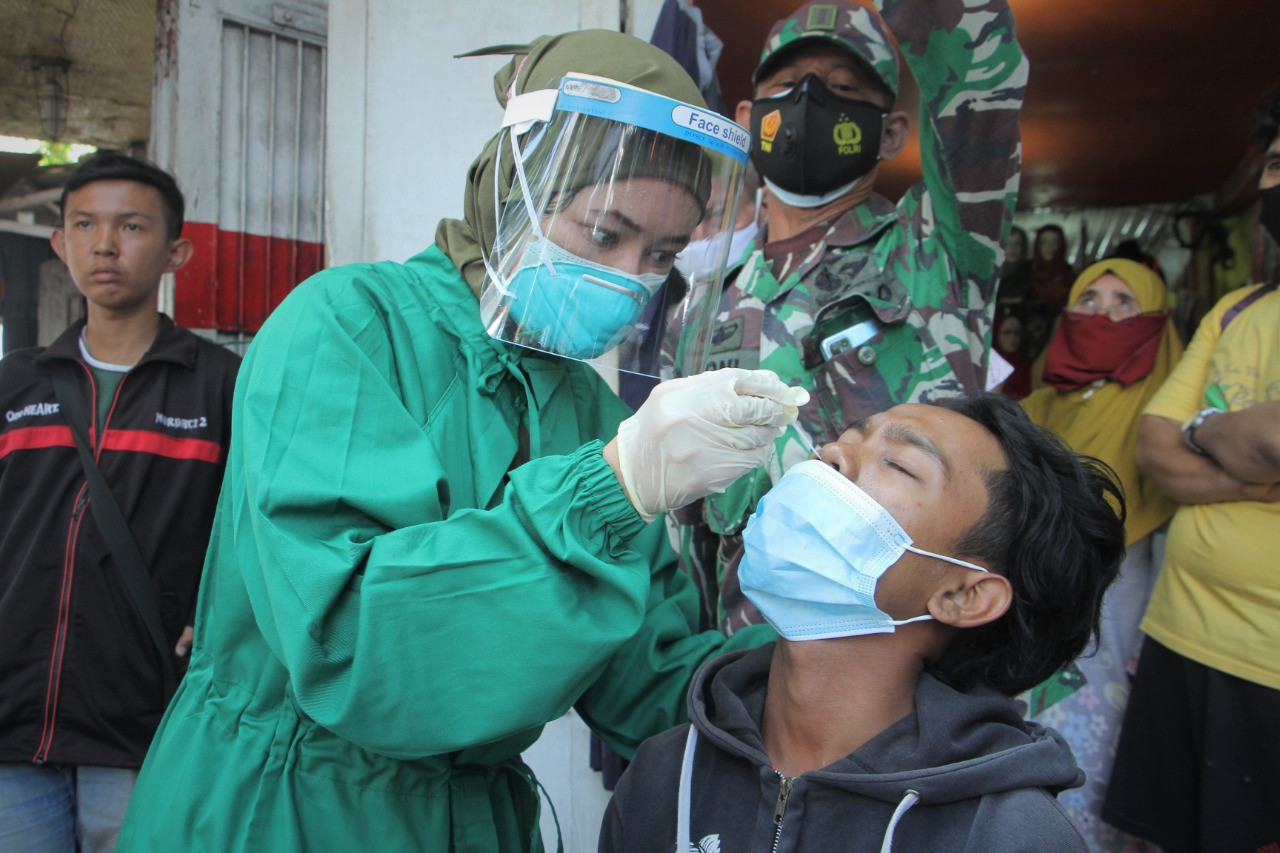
[481,126,556,299]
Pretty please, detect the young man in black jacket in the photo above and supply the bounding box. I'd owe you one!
[0,151,240,852]
[600,393,1126,852]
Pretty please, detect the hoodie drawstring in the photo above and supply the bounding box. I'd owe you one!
[675,726,920,853]
[675,727,698,853]
[880,789,921,853]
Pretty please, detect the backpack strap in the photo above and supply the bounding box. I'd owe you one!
[1220,278,1279,332]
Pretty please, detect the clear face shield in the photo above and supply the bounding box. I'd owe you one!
[480,73,751,379]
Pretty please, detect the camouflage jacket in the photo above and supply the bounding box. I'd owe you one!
[670,0,1028,634]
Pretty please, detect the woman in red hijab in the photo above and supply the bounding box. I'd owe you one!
[992,308,1031,399]
[1030,223,1075,308]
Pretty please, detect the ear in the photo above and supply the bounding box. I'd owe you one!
[878,109,911,163]
[165,237,194,274]
[928,569,1012,629]
[51,229,67,264]
[736,99,755,131]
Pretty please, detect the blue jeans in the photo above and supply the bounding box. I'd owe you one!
[0,763,138,853]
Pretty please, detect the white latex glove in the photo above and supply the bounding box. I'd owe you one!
[610,368,809,522]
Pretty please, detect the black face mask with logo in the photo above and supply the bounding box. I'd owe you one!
[1259,184,1280,245]
[750,73,885,200]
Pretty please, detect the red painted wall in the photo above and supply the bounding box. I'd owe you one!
[176,221,324,332]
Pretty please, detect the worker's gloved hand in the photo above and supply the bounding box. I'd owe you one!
[609,368,809,522]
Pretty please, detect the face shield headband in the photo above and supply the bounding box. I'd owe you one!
[479,73,751,379]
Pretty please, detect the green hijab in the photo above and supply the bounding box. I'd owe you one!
[434,29,707,296]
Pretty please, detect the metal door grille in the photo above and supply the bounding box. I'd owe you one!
[215,20,326,331]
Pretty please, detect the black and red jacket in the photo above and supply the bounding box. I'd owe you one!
[0,315,240,768]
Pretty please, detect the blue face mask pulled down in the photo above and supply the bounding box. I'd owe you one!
[739,459,989,641]
[504,238,667,360]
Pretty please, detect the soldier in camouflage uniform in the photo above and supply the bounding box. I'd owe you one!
[668,0,1029,634]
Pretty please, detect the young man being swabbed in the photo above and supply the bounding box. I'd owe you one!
[601,393,1126,852]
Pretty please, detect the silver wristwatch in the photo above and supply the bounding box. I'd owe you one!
[1180,406,1223,455]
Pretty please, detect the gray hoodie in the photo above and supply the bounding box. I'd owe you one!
[600,644,1087,852]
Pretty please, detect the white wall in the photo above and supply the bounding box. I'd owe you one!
[326,4,665,851]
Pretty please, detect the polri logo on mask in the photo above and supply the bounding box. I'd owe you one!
[833,113,863,155]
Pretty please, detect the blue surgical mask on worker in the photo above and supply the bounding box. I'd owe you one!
[738,459,989,640]
[503,237,666,359]
[750,73,885,209]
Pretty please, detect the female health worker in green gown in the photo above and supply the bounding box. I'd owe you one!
[117,27,806,853]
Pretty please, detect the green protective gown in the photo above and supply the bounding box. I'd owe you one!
[117,245,772,851]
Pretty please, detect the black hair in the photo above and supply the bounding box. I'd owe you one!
[1106,239,1166,281]
[1254,87,1280,152]
[59,150,186,240]
[927,392,1127,696]
[1108,238,1150,263]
